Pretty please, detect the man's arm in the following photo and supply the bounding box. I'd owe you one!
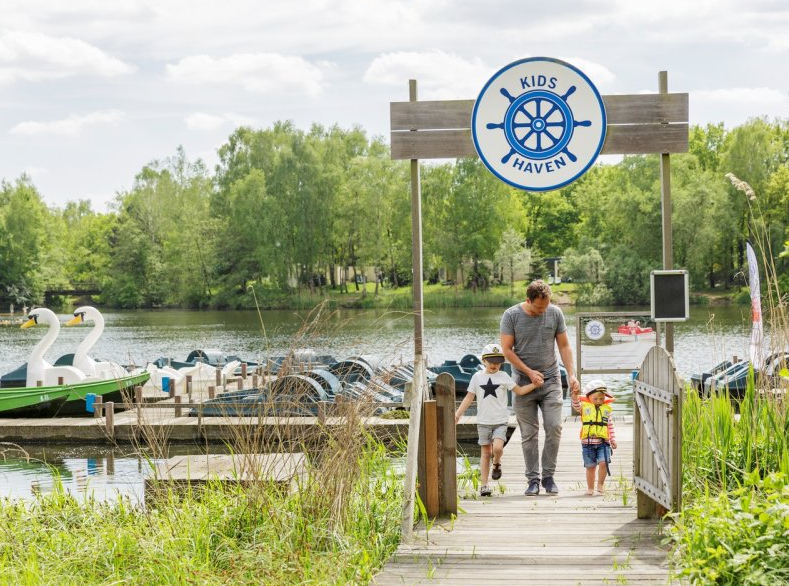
[555,330,580,394]
[501,332,544,386]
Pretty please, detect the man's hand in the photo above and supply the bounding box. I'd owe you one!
[527,368,544,386]
[568,374,580,395]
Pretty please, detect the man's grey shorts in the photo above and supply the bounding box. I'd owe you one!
[478,423,509,446]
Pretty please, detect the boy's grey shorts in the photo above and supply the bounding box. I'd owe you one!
[477,423,509,446]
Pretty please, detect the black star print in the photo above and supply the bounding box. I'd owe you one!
[480,377,500,399]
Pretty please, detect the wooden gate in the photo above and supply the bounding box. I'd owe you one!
[634,346,683,518]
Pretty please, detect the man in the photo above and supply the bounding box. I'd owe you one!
[500,279,580,496]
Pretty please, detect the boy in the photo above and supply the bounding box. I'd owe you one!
[455,343,540,497]
[571,379,618,495]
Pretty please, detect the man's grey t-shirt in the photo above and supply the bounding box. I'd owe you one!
[500,303,566,381]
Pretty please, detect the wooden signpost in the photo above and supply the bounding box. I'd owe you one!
[394,69,688,540]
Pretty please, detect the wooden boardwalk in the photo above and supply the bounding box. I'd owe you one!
[374,419,677,586]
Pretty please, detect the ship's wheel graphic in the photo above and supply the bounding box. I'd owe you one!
[486,86,592,164]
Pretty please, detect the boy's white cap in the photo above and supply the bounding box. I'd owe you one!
[481,343,506,362]
[583,379,612,397]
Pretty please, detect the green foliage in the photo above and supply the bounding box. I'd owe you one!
[0,441,402,585]
[670,380,789,583]
[668,473,789,585]
[4,118,789,309]
[0,177,49,306]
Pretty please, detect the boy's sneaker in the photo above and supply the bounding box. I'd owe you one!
[480,485,492,497]
[491,463,502,480]
[542,476,559,494]
[524,480,540,496]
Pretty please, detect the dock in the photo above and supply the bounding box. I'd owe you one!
[0,381,486,444]
[373,419,675,586]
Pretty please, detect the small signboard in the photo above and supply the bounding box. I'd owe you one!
[576,312,660,374]
[651,270,689,322]
[472,57,607,192]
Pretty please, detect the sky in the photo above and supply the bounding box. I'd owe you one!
[1,0,787,212]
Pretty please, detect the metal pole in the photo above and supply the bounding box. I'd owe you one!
[659,71,674,354]
[400,78,426,542]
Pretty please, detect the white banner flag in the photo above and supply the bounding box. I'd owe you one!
[746,241,764,368]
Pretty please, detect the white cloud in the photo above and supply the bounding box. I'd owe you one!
[693,87,788,105]
[166,53,329,97]
[0,29,134,82]
[364,50,491,99]
[9,110,125,136]
[558,57,616,87]
[185,111,258,131]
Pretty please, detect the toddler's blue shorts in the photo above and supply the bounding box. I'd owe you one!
[582,442,611,468]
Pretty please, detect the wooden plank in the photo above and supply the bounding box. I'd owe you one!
[390,93,688,130]
[390,123,688,160]
[391,99,475,130]
[602,123,688,154]
[390,129,475,160]
[634,380,674,404]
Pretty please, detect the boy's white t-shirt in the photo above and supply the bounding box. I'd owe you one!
[467,370,516,425]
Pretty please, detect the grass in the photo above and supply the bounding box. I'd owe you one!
[0,441,402,585]
[218,280,580,311]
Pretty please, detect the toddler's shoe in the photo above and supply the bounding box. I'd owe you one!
[480,485,492,497]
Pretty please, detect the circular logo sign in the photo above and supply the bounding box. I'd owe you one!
[584,319,606,341]
[472,57,607,192]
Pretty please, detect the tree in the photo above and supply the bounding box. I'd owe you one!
[494,228,531,297]
[0,177,50,306]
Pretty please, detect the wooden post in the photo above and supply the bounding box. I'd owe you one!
[174,395,182,418]
[252,374,258,388]
[93,395,103,418]
[208,385,215,399]
[186,375,192,401]
[237,378,244,390]
[105,401,114,439]
[400,78,427,543]
[434,373,457,516]
[216,367,222,388]
[135,386,143,418]
[659,71,674,355]
[423,400,439,518]
[58,376,64,385]
[37,380,42,387]
[241,363,247,379]
[168,378,175,399]
[671,388,683,512]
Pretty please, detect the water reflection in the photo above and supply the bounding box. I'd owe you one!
[0,444,236,502]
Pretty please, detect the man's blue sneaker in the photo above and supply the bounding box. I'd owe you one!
[542,476,559,494]
[524,480,540,496]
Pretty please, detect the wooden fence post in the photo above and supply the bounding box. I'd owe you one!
[423,400,439,518]
[93,395,103,419]
[434,373,457,516]
[105,401,114,439]
[174,395,182,418]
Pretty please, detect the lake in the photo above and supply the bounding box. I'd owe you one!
[0,303,759,500]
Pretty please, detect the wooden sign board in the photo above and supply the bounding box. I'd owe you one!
[390,93,689,159]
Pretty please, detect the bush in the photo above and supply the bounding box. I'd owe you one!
[668,472,789,585]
